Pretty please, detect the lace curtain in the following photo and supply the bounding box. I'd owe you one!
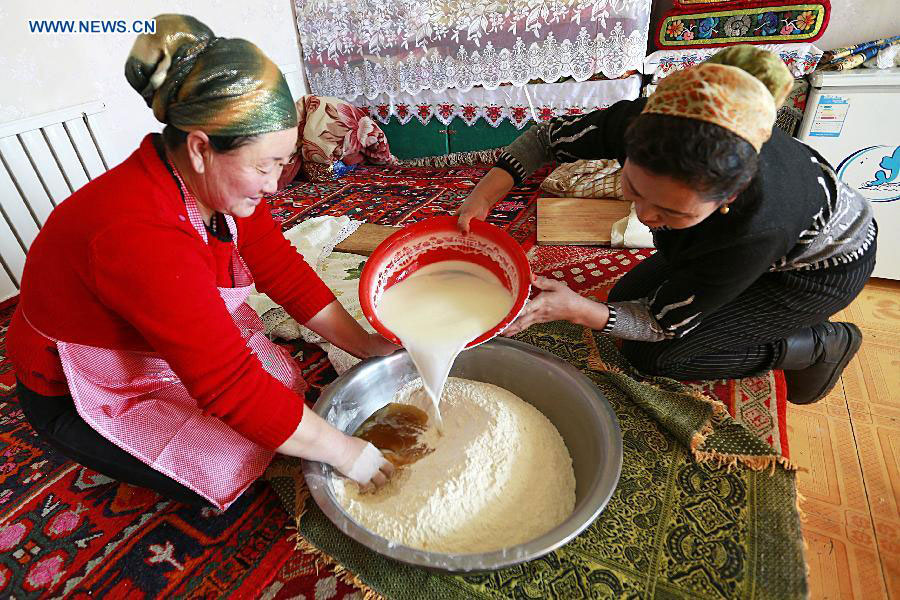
[295,0,652,101]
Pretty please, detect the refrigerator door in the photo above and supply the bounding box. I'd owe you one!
[797,75,900,280]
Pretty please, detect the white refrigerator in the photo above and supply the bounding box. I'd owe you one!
[797,67,900,280]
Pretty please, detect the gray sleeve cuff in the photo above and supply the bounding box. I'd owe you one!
[497,121,554,183]
[605,301,667,342]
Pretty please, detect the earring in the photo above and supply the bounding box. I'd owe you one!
[719,204,730,215]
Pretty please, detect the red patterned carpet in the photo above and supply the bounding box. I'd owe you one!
[0,165,786,598]
[268,164,551,249]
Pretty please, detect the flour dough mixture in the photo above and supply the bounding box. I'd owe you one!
[333,378,577,554]
[375,261,515,429]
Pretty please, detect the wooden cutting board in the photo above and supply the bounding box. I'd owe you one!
[537,197,631,245]
[333,223,400,256]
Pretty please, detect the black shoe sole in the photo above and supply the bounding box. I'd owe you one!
[788,323,862,405]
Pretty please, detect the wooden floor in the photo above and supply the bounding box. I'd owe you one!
[789,277,900,599]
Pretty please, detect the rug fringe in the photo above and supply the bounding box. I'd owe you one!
[692,450,800,472]
[289,525,386,600]
[332,563,388,600]
[796,490,807,522]
[266,463,314,519]
[399,147,504,168]
[282,479,386,600]
[687,388,728,418]
[795,490,811,578]
[688,397,800,473]
[777,455,801,472]
[689,420,716,453]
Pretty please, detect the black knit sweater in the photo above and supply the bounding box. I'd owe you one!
[497,99,876,342]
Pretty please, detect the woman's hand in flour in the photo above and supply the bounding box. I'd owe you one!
[336,438,395,492]
[275,410,394,491]
[503,275,609,336]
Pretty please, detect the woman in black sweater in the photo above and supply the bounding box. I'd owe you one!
[457,46,876,405]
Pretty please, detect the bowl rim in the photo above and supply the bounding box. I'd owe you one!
[301,337,623,573]
[358,216,532,348]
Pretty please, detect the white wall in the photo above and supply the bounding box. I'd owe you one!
[816,0,900,51]
[0,0,308,167]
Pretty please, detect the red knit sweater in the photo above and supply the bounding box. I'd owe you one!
[7,135,335,450]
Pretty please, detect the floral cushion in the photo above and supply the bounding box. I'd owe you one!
[540,160,624,200]
[277,95,396,189]
[297,95,394,165]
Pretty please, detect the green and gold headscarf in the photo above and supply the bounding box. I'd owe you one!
[125,14,297,137]
[642,45,793,152]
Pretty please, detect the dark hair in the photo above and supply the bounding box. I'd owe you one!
[162,125,258,153]
[624,114,758,204]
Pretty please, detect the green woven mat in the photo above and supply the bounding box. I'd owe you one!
[267,321,807,600]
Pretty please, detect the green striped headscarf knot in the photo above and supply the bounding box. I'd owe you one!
[125,14,297,137]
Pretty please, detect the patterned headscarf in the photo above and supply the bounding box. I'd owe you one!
[125,14,297,137]
[642,45,793,152]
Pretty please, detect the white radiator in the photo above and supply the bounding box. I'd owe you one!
[0,101,108,301]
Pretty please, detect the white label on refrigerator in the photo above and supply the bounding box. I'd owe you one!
[809,95,850,137]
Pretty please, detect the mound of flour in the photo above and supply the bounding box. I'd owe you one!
[333,377,576,554]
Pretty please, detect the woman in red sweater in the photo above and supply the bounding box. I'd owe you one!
[8,15,396,509]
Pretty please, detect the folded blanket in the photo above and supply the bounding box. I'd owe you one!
[540,159,623,200]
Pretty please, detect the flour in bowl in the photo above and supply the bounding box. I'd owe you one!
[332,377,577,554]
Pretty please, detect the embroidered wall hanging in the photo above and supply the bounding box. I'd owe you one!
[656,1,830,49]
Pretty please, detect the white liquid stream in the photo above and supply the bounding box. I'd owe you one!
[376,261,514,429]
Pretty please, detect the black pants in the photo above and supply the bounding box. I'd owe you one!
[17,381,212,507]
[607,249,875,380]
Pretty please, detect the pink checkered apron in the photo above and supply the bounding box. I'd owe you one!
[44,196,306,510]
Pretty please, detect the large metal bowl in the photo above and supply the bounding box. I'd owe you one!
[302,337,623,573]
